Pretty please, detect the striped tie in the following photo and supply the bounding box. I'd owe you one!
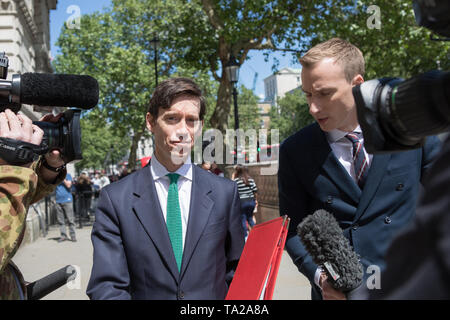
[166,173,183,272]
[345,133,369,188]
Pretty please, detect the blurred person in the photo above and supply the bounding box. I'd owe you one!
[201,161,211,171]
[99,173,110,189]
[210,162,224,177]
[119,167,129,180]
[0,109,67,300]
[75,172,93,223]
[278,38,441,300]
[87,77,244,300]
[55,172,76,242]
[232,165,258,237]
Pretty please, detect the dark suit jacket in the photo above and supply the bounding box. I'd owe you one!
[368,135,450,299]
[86,164,245,300]
[278,122,441,299]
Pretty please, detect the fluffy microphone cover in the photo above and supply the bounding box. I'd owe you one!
[20,73,99,108]
[297,209,363,291]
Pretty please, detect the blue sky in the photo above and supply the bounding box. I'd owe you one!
[50,0,302,99]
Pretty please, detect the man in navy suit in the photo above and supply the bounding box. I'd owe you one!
[278,38,441,300]
[87,78,245,300]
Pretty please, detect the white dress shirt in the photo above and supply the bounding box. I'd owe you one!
[314,125,372,288]
[150,155,193,249]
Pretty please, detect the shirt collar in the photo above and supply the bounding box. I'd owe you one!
[150,154,192,181]
[326,125,363,143]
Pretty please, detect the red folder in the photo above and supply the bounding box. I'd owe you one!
[226,215,290,300]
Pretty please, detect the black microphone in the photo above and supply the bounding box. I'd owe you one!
[26,265,77,300]
[20,73,99,108]
[297,209,363,293]
[0,73,98,111]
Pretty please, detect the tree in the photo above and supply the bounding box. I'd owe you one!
[75,113,131,173]
[54,8,216,169]
[54,0,449,169]
[269,90,313,142]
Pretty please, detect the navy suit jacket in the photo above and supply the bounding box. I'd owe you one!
[278,123,441,297]
[87,164,245,300]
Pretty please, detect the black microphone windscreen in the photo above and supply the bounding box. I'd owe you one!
[297,209,363,291]
[20,73,99,109]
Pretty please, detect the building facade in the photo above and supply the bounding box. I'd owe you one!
[1,0,58,119]
[263,67,301,106]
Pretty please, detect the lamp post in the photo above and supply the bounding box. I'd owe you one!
[149,35,160,86]
[225,54,241,163]
[110,144,114,176]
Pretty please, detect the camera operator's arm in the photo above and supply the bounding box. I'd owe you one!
[0,110,65,299]
[0,110,42,276]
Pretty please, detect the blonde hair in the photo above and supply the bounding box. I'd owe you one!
[299,38,365,82]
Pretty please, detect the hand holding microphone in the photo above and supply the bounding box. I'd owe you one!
[297,209,364,299]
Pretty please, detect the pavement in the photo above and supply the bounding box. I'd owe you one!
[12,225,311,300]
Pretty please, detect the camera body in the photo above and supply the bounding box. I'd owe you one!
[353,0,450,153]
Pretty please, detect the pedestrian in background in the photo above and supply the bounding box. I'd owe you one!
[75,172,93,223]
[55,173,77,242]
[232,165,258,237]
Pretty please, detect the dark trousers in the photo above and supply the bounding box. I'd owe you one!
[240,198,256,236]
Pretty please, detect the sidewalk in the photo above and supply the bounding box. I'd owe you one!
[12,225,311,300]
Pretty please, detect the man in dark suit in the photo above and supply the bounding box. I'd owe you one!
[87,78,245,300]
[278,38,441,300]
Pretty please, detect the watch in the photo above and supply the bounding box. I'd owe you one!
[42,157,66,173]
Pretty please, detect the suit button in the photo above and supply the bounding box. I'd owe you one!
[396,183,404,191]
[327,196,333,204]
[178,291,185,300]
[385,217,392,224]
[352,224,359,231]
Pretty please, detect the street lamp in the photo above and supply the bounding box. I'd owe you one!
[110,144,115,176]
[225,54,241,163]
[225,54,240,131]
[149,35,160,86]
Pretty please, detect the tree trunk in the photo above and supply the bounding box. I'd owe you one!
[127,123,146,171]
[209,76,232,133]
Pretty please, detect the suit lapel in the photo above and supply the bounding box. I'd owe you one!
[132,168,180,282]
[180,165,214,280]
[353,153,391,222]
[313,126,361,204]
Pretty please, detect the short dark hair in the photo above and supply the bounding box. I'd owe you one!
[148,77,206,120]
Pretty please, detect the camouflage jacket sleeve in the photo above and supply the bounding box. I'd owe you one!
[0,165,38,274]
[0,157,65,273]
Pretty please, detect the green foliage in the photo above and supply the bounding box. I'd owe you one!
[75,113,131,172]
[301,1,450,78]
[269,90,314,142]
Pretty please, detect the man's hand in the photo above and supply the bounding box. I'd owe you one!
[0,109,44,167]
[40,113,65,168]
[320,273,347,300]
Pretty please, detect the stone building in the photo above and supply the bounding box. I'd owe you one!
[1,0,58,118]
[263,67,302,107]
[1,0,59,243]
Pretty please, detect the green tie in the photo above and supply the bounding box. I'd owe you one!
[166,173,183,272]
